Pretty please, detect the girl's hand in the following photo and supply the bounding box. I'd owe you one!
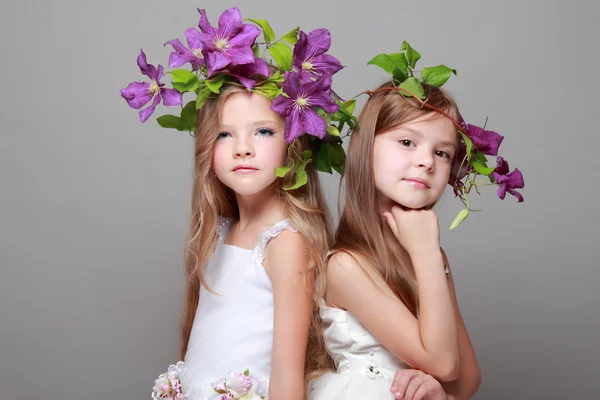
[383,206,440,258]
[390,369,447,400]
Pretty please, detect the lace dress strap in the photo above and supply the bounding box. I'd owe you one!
[216,216,233,242]
[254,219,298,264]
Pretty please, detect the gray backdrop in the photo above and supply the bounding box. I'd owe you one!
[1,0,598,399]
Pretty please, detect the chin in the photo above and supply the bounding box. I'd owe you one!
[389,196,432,210]
[224,178,278,197]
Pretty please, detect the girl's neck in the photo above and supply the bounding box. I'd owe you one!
[235,184,285,229]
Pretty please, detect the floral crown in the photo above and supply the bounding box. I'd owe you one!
[120,7,357,190]
[365,42,525,229]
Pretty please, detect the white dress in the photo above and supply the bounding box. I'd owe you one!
[308,300,409,399]
[179,216,297,399]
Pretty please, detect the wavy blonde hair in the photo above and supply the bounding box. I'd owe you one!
[179,86,333,380]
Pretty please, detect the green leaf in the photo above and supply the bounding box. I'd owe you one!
[243,369,250,376]
[313,143,332,174]
[342,99,356,114]
[459,131,473,159]
[328,142,346,166]
[246,18,275,43]
[171,69,196,83]
[332,163,344,175]
[157,114,185,131]
[285,169,308,190]
[400,41,421,69]
[421,65,456,87]
[392,67,408,82]
[260,82,281,99]
[449,208,469,230]
[367,53,408,76]
[281,27,299,44]
[252,43,259,58]
[398,77,425,99]
[327,125,340,137]
[196,86,212,109]
[205,75,225,94]
[171,69,200,92]
[268,42,293,71]
[473,152,488,164]
[180,101,197,131]
[275,165,292,177]
[302,150,312,160]
[472,160,495,175]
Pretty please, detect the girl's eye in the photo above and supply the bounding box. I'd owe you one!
[399,139,415,147]
[217,131,230,139]
[256,127,275,136]
[436,150,451,159]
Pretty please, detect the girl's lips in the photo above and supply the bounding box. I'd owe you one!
[233,165,258,173]
[403,178,430,189]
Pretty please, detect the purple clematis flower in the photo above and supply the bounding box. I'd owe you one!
[196,7,260,76]
[226,58,270,89]
[292,28,343,83]
[270,72,339,142]
[165,28,205,70]
[120,50,183,122]
[492,156,525,202]
[464,123,504,156]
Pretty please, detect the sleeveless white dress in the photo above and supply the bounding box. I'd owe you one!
[179,216,297,399]
[308,300,409,399]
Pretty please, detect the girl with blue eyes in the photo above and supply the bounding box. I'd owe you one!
[177,84,334,399]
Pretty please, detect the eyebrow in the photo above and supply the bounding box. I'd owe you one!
[400,126,458,150]
[220,120,280,130]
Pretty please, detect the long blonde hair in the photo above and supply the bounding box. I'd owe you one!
[331,81,462,316]
[179,86,333,377]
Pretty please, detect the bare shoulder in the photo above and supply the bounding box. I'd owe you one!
[264,229,310,275]
[327,250,392,300]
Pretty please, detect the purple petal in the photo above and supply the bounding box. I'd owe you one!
[281,71,302,98]
[311,54,344,75]
[137,50,158,80]
[229,58,270,88]
[506,189,524,202]
[270,95,294,116]
[165,39,191,68]
[222,46,255,67]
[228,24,261,49]
[285,109,305,142]
[309,92,339,114]
[292,31,308,66]
[496,184,508,200]
[139,94,161,123]
[300,108,327,139]
[494,156,510,176]
[468,124,504,156]
[156,65,164,82]
[231,73,256,89]
[120,81,153,109]
[507,168,525,189]
[160,88,183,106]
[217,7,243,39]
[302,29,332,60]
[206,51,231,76]
[248,58,269,77]
[197,9,217,37]
[185,27,204,51]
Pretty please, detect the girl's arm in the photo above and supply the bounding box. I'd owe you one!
[327,249,459,381]
[439,259,481,399]
[263,230,312,400]
[388,265,481,400]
